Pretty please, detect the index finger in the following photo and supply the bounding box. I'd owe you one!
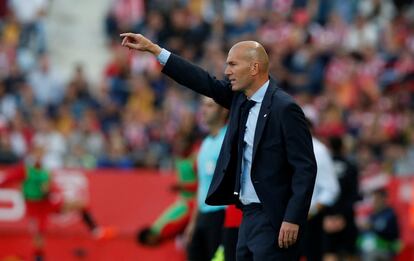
[278,228,285,248]
[120,33,138,38]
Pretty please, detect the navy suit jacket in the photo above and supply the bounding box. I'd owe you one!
[162,53,317,231]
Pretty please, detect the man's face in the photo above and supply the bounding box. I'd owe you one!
[224,46,253,92]
[200,97,222,127]
[372,190,386,211]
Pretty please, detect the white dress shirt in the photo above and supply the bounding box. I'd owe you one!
[239,81,269,205]
[309,137,340,215]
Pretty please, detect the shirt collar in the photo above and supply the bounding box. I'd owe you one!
[249,80,269,103]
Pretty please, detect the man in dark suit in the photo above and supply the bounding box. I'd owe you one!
[120,33,317,261]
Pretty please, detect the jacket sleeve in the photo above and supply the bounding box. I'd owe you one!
[162,53,234,109]
[281,103,317,225]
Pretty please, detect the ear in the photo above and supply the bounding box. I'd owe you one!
[250,62,259,76]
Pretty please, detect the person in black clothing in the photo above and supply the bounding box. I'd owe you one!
[120,32,317,261]
[358,188,401,261]
[322,136,360,261]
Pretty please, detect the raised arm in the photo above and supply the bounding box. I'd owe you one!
[120,33,234,108]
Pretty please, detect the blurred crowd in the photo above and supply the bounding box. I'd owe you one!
[0,0,412,260]
[0,0,412,177]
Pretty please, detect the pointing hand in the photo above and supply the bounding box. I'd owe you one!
[120,33,161,56]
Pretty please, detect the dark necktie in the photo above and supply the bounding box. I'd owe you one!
[234,99,256,196]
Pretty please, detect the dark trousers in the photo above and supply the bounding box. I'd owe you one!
[237,204,300,261]
[187,209,224,261]
[302,211,324,261]
[223,227,239,261]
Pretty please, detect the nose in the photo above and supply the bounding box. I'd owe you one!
[224,65,231,77]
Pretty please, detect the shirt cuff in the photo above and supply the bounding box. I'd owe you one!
[157,48,171,65]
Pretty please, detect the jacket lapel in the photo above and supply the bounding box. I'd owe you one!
[252,79,277,162]
[228,93,247,141]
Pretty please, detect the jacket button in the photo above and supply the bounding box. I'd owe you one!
[253,180,259,184]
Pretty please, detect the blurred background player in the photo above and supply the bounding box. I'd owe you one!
[211,204,243,261]
[137,115,199,246]
[302,118,340,261]
[184,97,228,261]
[223,205,243,261]
[0,147,114,261]
[357,188,401,261]
[322,136,360,261]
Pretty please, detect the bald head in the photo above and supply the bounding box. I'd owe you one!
[225,40,270,97]
[231,41,269,74]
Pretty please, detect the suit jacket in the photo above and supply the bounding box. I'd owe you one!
[162,53,317,231]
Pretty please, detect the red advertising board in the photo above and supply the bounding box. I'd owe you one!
[1,168,414,261]
[0,169,186,261]
[388,177,414,261]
